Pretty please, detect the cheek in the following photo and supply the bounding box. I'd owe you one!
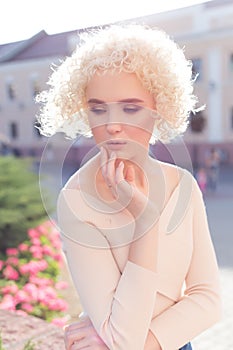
[125,127,151,146]
[91,126,105,142]
[127,118,155,139]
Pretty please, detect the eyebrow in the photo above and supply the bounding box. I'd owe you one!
[87,98,145,104]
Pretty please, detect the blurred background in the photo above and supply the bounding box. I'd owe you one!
[0,0,232,349]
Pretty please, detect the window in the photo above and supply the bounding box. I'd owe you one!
[230,53,233,72]
[31,73,41,98]
[7,83,16,100]
[191,58,202,81]
[32,81,41,98]
[231,107,233,130]
[10,122,19,139]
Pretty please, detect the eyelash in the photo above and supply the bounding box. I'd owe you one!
[89,106,107,115]
[89,104,142,115]
[123,105,142,114]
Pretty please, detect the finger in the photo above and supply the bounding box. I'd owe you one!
[100,146,108,175]
[64,327,86,350]
[70,338,90,350]
[65,319,90,333]
[106,151,116,186]
[115,161,125,184]
[125,165,135,184]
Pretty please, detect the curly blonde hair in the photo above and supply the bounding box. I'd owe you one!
[36,24,200,143]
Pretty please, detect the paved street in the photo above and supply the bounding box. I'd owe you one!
[192,167,233,349]
[40,162,233,349]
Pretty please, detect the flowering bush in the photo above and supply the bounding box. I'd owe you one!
[0,220,69,326]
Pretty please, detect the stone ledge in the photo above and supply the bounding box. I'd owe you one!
[0,310,65,349]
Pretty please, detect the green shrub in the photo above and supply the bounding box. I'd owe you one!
[0,156,51,254]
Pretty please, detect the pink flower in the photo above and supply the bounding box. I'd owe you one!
[28,229,39,239]
[51,240,61,250]
[53,253,63,264]
[38,286,59,305]
[2,284,18,295]
[15,290,29,303]
[37,260,48,271]
[0,295,16,311]
[31,237,41,246]
[45,298,68,311]
[0,260,4,270]
[29,245,43,259]
[21,303,33,313]
[55,281,68,290]
[6,248,18,256]
[37,289,46,302]
[3,265,19,280]
[29,276,52,287]
[19,263,30,275]
[32,251,43,259]
[43,286,57,299]
[51,316,69,327]
[6,257,19,265]
[20,260,48,275]
[18,243,28,252]
[37,224,48,235]
[23,283,38,302]
[42,245,54,256]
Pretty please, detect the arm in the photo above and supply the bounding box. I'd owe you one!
[58,191,158,350]
[64,316,161,350]
[148,175,222,350]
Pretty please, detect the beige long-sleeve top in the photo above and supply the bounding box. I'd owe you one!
[57,167,221,350]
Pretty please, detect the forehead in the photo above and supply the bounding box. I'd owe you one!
[86,70,154,107]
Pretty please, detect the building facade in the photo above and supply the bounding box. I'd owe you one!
[0,0,233,166]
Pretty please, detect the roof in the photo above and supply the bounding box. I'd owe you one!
[205,0,233,8]
[0,29,80,63]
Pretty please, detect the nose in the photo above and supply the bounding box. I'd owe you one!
[106,121,122,134]
[105,109,122,134]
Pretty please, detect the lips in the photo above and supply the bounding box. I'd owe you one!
[106,140,127,150]
[106,140,127,145]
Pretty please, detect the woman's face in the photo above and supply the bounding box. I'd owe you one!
[85,70,156,160]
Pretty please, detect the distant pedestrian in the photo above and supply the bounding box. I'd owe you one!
[206,147,221,192]
[196,167,207,194]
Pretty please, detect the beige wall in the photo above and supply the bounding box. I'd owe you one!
[0,57,59,152]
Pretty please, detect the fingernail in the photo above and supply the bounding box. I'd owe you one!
[119,161,124,167]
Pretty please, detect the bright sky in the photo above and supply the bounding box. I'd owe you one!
[0,0,212,45]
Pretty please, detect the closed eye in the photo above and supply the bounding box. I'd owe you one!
[122,104,142,114]
[89,105,108,115]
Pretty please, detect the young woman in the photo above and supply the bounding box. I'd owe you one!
[37,24,221,350]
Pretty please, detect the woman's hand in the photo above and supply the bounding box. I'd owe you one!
[64,316,109,350]
[100,147,157,222]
